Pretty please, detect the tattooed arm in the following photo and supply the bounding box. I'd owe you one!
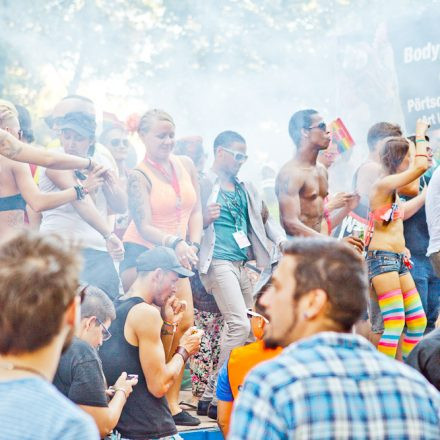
[0,129,91,170]
[128,170,171,245]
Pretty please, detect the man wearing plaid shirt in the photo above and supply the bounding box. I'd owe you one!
[229,238,440,439]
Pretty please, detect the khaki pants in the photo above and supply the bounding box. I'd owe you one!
[199,259,254,403]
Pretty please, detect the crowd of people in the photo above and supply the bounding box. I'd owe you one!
[1,96,440,439]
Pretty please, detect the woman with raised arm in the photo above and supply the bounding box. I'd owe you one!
[0,101,100,237]
[121,109,202,426]
[366,119,430,360]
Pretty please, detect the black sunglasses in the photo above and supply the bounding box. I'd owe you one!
[96,317,112,341]
[308,122,327,132]
[77,285,88,304]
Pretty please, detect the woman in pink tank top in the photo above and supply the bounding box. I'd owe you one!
[121,109,202,424]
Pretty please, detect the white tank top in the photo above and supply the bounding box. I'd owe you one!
[39,147,116,251]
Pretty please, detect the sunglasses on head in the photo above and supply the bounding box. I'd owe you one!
[308,122,327,132]
[221,146,248,163]
[246,308,269,324]
[110,138,129,148]
[77,285,87,304]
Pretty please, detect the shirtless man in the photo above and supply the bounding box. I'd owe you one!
[276,109,362,251]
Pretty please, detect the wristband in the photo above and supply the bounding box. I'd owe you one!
[174,346,190,363]
[103,232,114,240]
[416,138,427,143]
[114,388,127,400]
[171,237,184,250]
[162,320,178,333]
[74,185,88,200]
[86,157,93,170]
[415,154,428,158]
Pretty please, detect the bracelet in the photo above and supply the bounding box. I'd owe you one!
[162,320,177,333]
[114,388,127,400]
[415,154,428,158]
[103,232,114,240]
[171,237,184,250]
[86,157,93,170]
[416,138,427,143]
[74,185,88,200]
[174,346,190,363]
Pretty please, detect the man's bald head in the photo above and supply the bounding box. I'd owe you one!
[52,95,95,119]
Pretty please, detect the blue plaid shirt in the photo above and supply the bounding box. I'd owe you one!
[229,332,440,439]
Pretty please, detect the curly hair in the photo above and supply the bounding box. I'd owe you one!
[379,137,409,174]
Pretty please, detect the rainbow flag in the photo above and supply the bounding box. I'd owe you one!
[330,118,355,153]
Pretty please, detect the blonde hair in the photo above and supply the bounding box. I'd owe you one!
[0,99,18,128]
[138,109,174,134]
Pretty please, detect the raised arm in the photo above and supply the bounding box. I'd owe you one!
[0,129,92,170]
[376,120,429,194]
[275,170,321,237]
[45,168,124,261]
[13,162,97,212]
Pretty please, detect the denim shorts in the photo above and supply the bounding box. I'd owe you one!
[366,250,409,333]
[366,250,409,281]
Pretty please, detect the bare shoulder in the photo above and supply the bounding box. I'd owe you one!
[129,302,161,335]
[276,160,305,195]
[316,162,328,177]
[358,161,381,177]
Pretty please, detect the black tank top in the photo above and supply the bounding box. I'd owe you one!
[99,297,177,439]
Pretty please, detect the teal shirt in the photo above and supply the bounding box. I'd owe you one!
[213,183,249,261]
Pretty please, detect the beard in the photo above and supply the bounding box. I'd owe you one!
[263,305,300,349]
[61,325,75,354]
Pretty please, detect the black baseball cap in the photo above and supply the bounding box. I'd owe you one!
[136,246,194,278]
[59,111,96,138]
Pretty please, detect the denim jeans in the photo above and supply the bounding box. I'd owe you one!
[411,254,440,332]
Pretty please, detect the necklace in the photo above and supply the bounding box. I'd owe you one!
[0,362,46,380]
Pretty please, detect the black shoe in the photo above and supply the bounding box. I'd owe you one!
[172,410,201,426]
[197,399,211,416]
[207,403,217,420]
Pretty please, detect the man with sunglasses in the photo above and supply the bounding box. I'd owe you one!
[54,285,137,438]
[276,109,363,252]
[216,281,282,437]
[198,130,285,419]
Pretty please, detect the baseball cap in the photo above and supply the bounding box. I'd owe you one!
[59,111,96,138]
[136,246,194,278]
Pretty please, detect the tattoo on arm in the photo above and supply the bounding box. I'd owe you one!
[127,172,146,226]
[160,325,174,336]
[0,133,23,159]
